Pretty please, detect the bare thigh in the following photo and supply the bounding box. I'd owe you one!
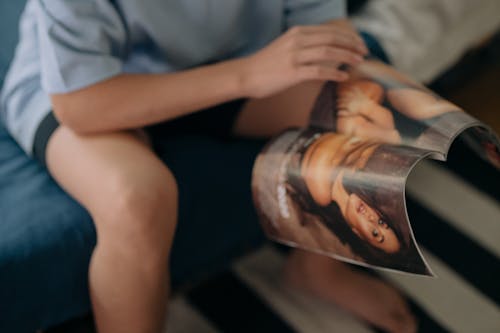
[45,127,177,249]
[232,81,324,137]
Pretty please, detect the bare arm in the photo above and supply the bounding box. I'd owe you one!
[52,22,367,134]
[51,59,249,134]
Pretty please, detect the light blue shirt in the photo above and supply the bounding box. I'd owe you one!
[0,0,345,154]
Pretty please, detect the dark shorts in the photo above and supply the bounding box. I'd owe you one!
[33,99,247,167]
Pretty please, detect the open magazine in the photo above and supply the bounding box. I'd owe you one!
[251,59,500,276]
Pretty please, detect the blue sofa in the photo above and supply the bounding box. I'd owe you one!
[0,2,266,332]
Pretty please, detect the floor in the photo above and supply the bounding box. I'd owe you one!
[47,33,500,333]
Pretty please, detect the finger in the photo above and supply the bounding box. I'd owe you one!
[326,19,357,32]
[309,30,366,54]
[293,24,365,44]
[297,65,349,82]
[295,46,364,66]
[297,30,368,55]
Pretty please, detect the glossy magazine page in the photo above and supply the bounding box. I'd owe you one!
[251,59,500,276]
[308,59,496,160]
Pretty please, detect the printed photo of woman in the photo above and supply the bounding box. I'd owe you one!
[253,61,498,276]
[253,129,430,274]
[309,59,481,156]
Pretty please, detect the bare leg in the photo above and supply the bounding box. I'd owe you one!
[46,128,177,333]
[232,82,323,137]
[285,250,416,333]
[233,82,417,333]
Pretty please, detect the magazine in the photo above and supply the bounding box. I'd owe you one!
[251,59,500,276]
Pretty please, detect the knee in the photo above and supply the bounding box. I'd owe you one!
[97,166,178,255]
[116,167,178,223]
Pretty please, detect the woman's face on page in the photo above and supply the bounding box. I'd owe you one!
[345,193,400,253]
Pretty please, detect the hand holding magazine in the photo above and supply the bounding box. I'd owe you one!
[251,59,500,276]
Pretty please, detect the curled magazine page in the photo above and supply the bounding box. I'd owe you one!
[308,59,490,159]
[252,129,434,275]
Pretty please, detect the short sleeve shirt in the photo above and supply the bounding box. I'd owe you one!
[1,0,346,154]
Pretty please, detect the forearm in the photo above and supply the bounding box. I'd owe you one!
[51,58,248,133]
